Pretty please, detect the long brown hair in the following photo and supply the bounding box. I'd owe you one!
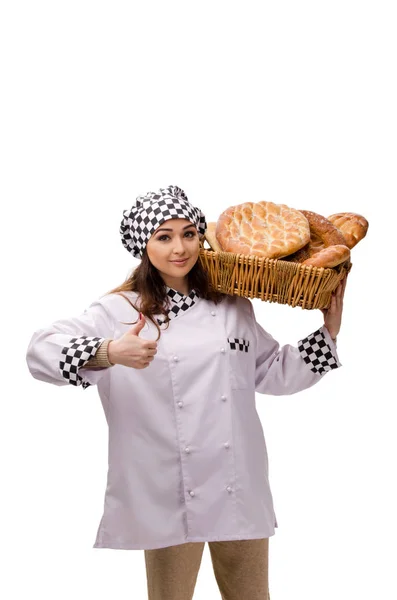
[104,249,227,341]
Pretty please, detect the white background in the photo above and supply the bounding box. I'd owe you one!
[1,1,396,598]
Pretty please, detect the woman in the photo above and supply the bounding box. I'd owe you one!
[26,185,347,600]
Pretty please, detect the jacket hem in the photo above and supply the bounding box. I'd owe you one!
[93,530,276,551]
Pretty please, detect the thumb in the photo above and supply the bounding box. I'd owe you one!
[129,313,146,336]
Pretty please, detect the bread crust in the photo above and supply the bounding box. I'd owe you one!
[300,210,347,246]
[285,210,346,263]
[204,222,223,252]
[327,212,368,249]
[301,244,351,268]
[216,201,311,258]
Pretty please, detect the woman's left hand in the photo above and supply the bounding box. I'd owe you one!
[320,274,349,340]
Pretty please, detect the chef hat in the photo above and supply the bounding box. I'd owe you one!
[120,185,207,259]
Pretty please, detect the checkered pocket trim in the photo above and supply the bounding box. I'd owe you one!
[298,328,339,375]
[59,336,105,389]
[227,337,250,352]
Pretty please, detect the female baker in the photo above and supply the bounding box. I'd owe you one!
[26,185,347,600]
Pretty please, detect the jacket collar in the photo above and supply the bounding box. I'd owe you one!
[156,286,200,325]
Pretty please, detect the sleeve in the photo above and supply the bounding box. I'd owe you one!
[26,299,114,390]
[249,303,342,396]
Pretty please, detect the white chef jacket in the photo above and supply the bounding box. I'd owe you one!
[26,287,341,551]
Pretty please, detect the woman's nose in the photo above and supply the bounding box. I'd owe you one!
[172,237,186,253]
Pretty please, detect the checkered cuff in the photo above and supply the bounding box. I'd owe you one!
[59,336,105,389]
[298,327,340,375]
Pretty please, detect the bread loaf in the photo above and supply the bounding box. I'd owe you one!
[204,222,223,252]
[327,212,368,249]
[286,210,347,263]
[215,201,310,258]
[301,244,351,268]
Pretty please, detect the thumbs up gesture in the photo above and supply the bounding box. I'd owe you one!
[108,313,158,369]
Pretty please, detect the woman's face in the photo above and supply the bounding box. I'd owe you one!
[146,218,201,288]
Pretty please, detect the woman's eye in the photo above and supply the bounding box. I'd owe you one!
[158,231,196,241]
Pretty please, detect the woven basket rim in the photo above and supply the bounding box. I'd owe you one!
[199,244,352,273]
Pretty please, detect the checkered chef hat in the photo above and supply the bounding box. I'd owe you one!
[120,185,207,259]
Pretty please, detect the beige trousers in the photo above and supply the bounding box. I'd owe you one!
[144,538,270,600]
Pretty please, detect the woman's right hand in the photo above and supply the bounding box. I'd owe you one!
[108,314,157,369]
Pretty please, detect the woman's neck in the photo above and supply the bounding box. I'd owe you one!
[163,276,190,296]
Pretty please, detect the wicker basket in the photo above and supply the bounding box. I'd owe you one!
[198,241,352,310]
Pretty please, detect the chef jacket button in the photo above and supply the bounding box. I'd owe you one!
[224,442,230,449]
[189,490,195,497]
[220,347,225,353]
[221,395,227,401]
[177,401,183,408]
[211,310,216,316]
[173,356,179,362]
[226,486,233,493]
[185,447,191,453]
